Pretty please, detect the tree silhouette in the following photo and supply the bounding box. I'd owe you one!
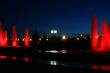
[31,30,39,47]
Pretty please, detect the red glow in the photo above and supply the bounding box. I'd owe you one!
[101,20,108,51]
[92,64,98,69]
[12,56,17,61]
[0,55,7,59]
[0,24,3,47]
[0,23,8,47]
[0,22,31,47]
[91,15,98,52]
[24,27,29,47]
[22,57,29,62]
[3,30,7,47]
[97,20,108,52]
[108,25,110,50]
[91,16,110,53]
[92,64,110,71]
[12,25,18,47]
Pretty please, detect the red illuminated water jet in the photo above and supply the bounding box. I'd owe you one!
[0,24,3,47]
[91,15,110,53]
[24,27,29,47]
[91,15,98,52]
[0,21,31,47]
[3,30,7,47]
[101,20,107,51]
[0,23,8,47]
[12,25,18,47]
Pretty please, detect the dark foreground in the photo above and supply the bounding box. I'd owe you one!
[0,60,108,73]
[0,56,110,73]
[0,47,110,72]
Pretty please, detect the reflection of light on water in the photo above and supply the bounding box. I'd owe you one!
[45,50,67,53]
[31,59,110,71]
[45,51,49,52]
[92,64,110,71]
[45,50,59,53]
[60,50,67,53]
[38,51,42,52]
[50,61,57,65]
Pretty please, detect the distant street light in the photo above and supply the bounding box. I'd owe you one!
[46,38,48,41]
[39,38,42,41]
[76,37,80,41]
[61,35,67,40]
[29,38,32,42]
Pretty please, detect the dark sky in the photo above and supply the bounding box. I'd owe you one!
[0,0,110,36]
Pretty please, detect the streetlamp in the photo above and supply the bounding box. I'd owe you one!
[61,35,67,40]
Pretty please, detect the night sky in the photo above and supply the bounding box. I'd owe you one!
[0,0,110,37]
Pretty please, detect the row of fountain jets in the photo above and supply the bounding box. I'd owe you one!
[0,24,29,47]
[91,15,110,52]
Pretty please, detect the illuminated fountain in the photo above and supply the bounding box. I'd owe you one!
[3,30,7,47]
[11,25,18,47]
[0,24,3,47]
[24,27,29,47]
[91,15,98,52]
[100,20,108,51]
[91,15,110,53]
[0,24,30,47]
[0,24,8,47]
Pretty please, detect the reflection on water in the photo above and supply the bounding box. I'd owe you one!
[60,50,67,53]
[35,59,110,71]
[50,61,58,65]
[11,56,17,61]
[38,51,42,52]
[45,50,59,53]
[44,50,67,54]
[0,53,110,71]
[92,64,110,71]
[0,55,7,59]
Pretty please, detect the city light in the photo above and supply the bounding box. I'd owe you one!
[39,38,42,41]
[51,30,54,34]
[61,35,67,40]
[51,30,57,34]
[80,34,83,37]
[46,38,48,41]
[76,37,80,41]
[29,38,32,42]
[54,30,57,34]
